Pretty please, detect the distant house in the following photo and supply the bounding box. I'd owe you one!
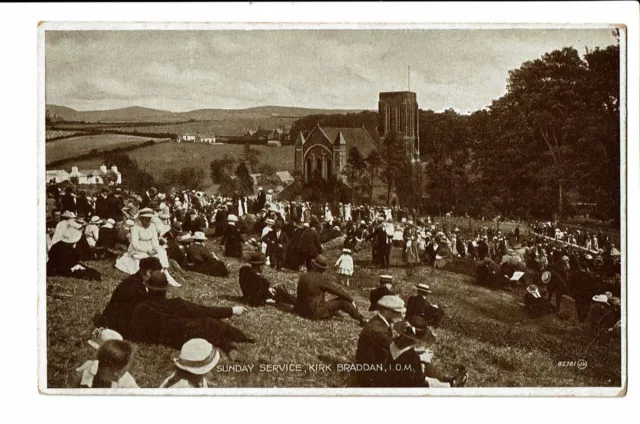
[200,136,217,144]
[46,169,70,184]
[179,134,197,143]
[275,170,294,186]
[46,164,122,185]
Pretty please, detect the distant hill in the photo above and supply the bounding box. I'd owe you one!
[46,104,369,124]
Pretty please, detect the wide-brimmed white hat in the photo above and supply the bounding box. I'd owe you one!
[87,328,123,350]
[267,189,273,194]
[106,218,116,225]
[193,231,207,241]
[61,226,83,244]
[342,248,351,254]
[174,339,220,375]
[90,216,103,224]
[227,214,238,222]
[541,271,552,284]
[138,208,155,218]
[61,210,76,219]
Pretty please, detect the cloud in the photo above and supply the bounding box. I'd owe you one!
[45,29,618,111]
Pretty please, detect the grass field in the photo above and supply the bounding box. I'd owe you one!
[126,143,294,187]
[52,117,300,138]
[46,237,621,389]
[45,134,171,165]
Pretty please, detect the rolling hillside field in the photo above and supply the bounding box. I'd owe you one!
[46,238,622,389]
[45,134,171,165]
[127,143,295,185]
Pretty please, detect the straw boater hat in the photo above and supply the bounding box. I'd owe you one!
[592,294,609,304]
[394,317,436,345]
[265,218,275,226]
[415,283,432,295]
[227,214,238,223]
[541,271,552,284]
[333,226,341,231]
[193,231,207,242]
[379,275,393,285]
[138,208,155,218]
[61,210,76,219]
[106,218,116,226]
[87,328,123,350]
[90,215,104,225]
[377,295,406,314]
[342,248,351,254]
[249,252,266,265]
[174,339,220,375]
[125,219,135,227]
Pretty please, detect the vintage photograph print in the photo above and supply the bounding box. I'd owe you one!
[40,24,626,395]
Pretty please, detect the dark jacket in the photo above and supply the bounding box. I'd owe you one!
[369,286,392,311]
[186,243,229,277]
[239,265,272,306]
[60,194,77,214]
[128,297,251,352]
[355,315,393,387]
[299,228,322,260]
[406,295,444,327]
[96,273,151,336]
[263,229,290,258]
[295,272,353,319]
[95,195,109,219]
[221,224,243,258]
[106,195,124,221]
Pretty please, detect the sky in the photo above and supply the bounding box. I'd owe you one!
[45,28,619,113]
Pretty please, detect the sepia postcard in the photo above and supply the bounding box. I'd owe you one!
[38,21,627,396]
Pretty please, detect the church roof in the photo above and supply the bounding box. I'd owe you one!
[319,127,378,157]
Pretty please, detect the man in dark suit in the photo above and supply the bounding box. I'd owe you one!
[95,187,109,219]
[256,187,266,212]
[369,275,394,311]
[106,189,124,222]
[239,252,297,307]
[93,257,164,336]
[60,186,77,214]
[186,232,229,277]
[75,190,92,218]
[406,284,444,327]
[367,219,390,268]
[221,215,244,258]
[299,222,323,270]
[355,295,406,387]
[263,221,289,270]
[294,255,365,324]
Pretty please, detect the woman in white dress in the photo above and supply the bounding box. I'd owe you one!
[115,208,180,286]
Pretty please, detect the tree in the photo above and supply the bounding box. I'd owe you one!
[242,143,261,170]
[210,155,236,184]
[235,162,254,194]
[178,166,206,190]
[344,146,366,204]
[366,150,382,204]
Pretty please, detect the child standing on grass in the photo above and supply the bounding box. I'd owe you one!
[77,336,138,389]
[335,248,354,286]
[160,339,221,388]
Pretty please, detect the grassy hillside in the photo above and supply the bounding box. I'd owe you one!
[46,134,171,165]
[46,239,621,389]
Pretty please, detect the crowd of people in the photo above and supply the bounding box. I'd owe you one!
[45,180,620,388]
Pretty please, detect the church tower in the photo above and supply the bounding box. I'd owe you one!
[378,91,420,162]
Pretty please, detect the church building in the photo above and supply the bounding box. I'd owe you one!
[293,91,420,184]
[294,124,378,183]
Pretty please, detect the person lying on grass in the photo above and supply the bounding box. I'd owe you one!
[239,252,297,307]
[127,270,253,361]
[160,339,221,388]
[77,339,136,389]
[76,328,138,388]
[294,255,366,326]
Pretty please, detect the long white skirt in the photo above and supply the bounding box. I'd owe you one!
[115,246,180,286]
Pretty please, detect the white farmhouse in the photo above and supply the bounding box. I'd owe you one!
[46,164,122,185]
